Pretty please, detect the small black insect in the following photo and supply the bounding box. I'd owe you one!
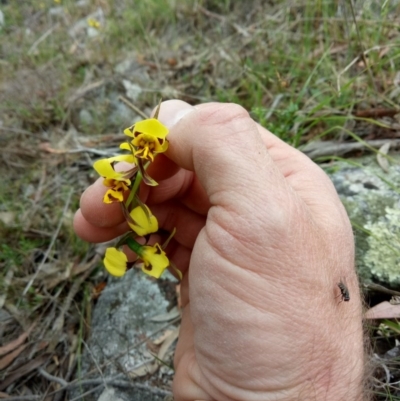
[337,278,350,302]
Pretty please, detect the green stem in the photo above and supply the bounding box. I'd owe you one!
[125,171,142,209]
[125,237,143,255]
[125,159,152,209]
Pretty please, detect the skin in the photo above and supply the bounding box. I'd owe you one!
[74,100,366,401]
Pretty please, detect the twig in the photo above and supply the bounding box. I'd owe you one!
[82,339,107,391]
[301,139,400,159]
[0,355,49,391]
[67,384,105,401]
[118,96,148,119]
[48,255,100,351]
[353,108,400,118]
[0,127,35,136]
[38,368,68,387]
[61,147,119,156]
[27,24,59,55]
[66,80,106,107]
[39,142,120,156]
[363,283,400,297]
[0,380,173,401]
[67,377,172,395]
[52,356,77,401]
[23,189,73,296]
[0,396,41,401]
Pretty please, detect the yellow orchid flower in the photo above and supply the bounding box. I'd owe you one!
[124,119,169,162]
[87,17,100,29]
[104,247,129,277]
[139,244,170,278]
[128,205,158,236]
[108,150,136,164]
[93,157,136,204]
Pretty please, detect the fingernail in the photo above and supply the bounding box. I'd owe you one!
[157,100,195,128]
[167,107,194,127]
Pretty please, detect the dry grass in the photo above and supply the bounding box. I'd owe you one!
[1,0,400,399]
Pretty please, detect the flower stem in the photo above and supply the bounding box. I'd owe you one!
[125,171,142,209]
[125,237,143,255]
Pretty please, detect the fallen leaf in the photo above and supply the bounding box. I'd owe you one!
[153,329,174,346]
[146,339,159,354]
[129,327,179,378]
[0,323,35,357]
[92,281,107,300]
[38,142,66,154]
[365,301,400,320]
[0,344,28,370]
[128,360,158,378]
[149,307,180,322]
[0,354,49,391]
[157,327,179,361]
[377,142,391,173]
[166,57,177,67]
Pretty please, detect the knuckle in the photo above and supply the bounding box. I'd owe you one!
[198,102,251,129]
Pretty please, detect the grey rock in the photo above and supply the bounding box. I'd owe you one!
[96,386,172,401]
[98,388,124,401]
[122,80,143,102]
[79,108,93,127]
[76,0,90,6]
[384,346,400,359]
[108,91,141,127]
[48,6,66,18]
[87,26,100,38]
[71,268,176,400]
[327,154,400,285]
[114,56,150,83]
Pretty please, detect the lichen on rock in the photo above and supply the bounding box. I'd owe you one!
[363,207,400,285]
[327,155,400,286]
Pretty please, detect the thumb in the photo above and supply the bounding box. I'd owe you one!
[157,100,292,231]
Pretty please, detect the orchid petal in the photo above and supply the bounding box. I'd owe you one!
[128,205,158,236]
[104,247,128,277]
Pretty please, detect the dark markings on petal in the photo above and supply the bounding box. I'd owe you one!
[107,194,119,202]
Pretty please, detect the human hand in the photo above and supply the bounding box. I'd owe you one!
[74,100,365,401]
